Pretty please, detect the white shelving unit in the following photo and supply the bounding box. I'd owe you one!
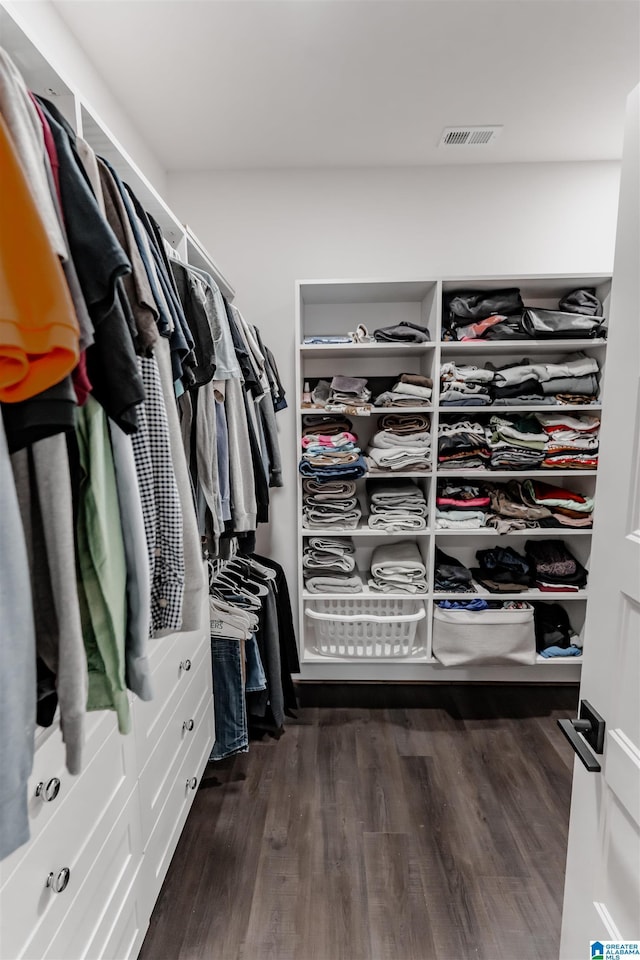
[295,274,611,682]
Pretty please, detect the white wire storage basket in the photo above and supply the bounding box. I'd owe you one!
[305,597,426,658]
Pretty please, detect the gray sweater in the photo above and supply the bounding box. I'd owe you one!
[0,420,36,861]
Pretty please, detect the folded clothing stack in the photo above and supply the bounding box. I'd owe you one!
[438,418,491,470]
[367,411,431,473]
[440,363,495,406]
[521,479,594,527]
[303,537,363,594]
[525,540,588,592]
[434,548,476,593]
[534,603,582,657]
[329,375,372,405]
[537,413,600,469]
[435,481,490,529]
[374,373,433,408]
[489,353,600,405]
[442,287,604,343]
[488,414,547,470]
[302,478,361,530]
[366,479,428,531]
[470,546,533,593]
[368,541,428,594]
[373,321,431,343]
[299,414,368,483]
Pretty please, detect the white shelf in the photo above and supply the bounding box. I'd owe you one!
[299,406,432,415]
[303,582,428,600]
[302,522,431,537]
[440,339,607,354]
[437,469,598,477]
[536,654,583,664]
[433,590,588,600]
[302,650,429,664]
[438,404,602,414]
[300,342,435,359]
[434,527,593,536]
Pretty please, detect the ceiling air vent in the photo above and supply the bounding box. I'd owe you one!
[439,125,503,147]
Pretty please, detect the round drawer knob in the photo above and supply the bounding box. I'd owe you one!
[180,659,192,672]
[35,778,61,802]
[46,868,71,893]
[186,777,198,791]
[183,719,195,732]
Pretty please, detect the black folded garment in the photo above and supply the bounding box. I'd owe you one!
[492,378,545,401]
[533,603,576,651]
[525,539,588,588]
[447,288,524,322]
[471,546,533,592]
[373,321,431,343]
[521,309,606,339]
[559,288,602,317]
[434,548,476,593]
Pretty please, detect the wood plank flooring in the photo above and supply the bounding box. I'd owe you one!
[139,684,578,960]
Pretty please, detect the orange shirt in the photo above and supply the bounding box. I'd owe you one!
[0,112,79,403]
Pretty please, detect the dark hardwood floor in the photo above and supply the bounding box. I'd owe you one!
[139,684,578,960]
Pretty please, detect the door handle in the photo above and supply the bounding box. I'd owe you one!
[557,699,605,772]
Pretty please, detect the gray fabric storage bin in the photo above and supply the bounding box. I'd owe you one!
[433,604,536,666]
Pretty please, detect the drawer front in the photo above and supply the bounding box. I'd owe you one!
[0,723,136,960]
[99,887,146,960]
[139,681,213,923]
[134,628,208,767]
[41,790,143,960]
[138,653,212,846]
[1,711,116,883]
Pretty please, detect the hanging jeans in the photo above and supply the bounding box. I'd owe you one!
[209,637,248,761]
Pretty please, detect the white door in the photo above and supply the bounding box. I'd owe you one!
[560,85,640,960]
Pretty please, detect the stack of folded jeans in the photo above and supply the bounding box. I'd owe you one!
[521,479,594,527]
[303,536,363,593]
[470,546,533,593]
[366,413,431,472]
[368,541,428,593]
[488,415,547,469]
[435,481,490,529]
[302,478,361,530]
[438,418,491,470]
[366,479,428,531]
[434,548,476,593]
[373,321,431,343]
[536,413,600,469]
[440,362,495,406]
[525,540,588,592]
[489,353,600,404]
[373,373,433,408]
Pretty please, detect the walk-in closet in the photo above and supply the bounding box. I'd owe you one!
[0,2,639,959]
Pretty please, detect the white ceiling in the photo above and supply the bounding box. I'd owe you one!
[52,0,640,171]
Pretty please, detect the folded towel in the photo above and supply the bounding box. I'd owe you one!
[367,447,431,471]
[305,573,364,594]
[367,515,427,531]
[370,541,427,587]
[391,381,433,400]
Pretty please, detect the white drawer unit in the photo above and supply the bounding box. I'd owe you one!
[137,651,213,845]
[0,711,116,881]
[140,679,214,922]
[0,722,136,960]
[134,627,209,773]
[41,791,143,960]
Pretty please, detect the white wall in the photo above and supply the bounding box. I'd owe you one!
[1,0,166,193]
[170,160,620,612]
